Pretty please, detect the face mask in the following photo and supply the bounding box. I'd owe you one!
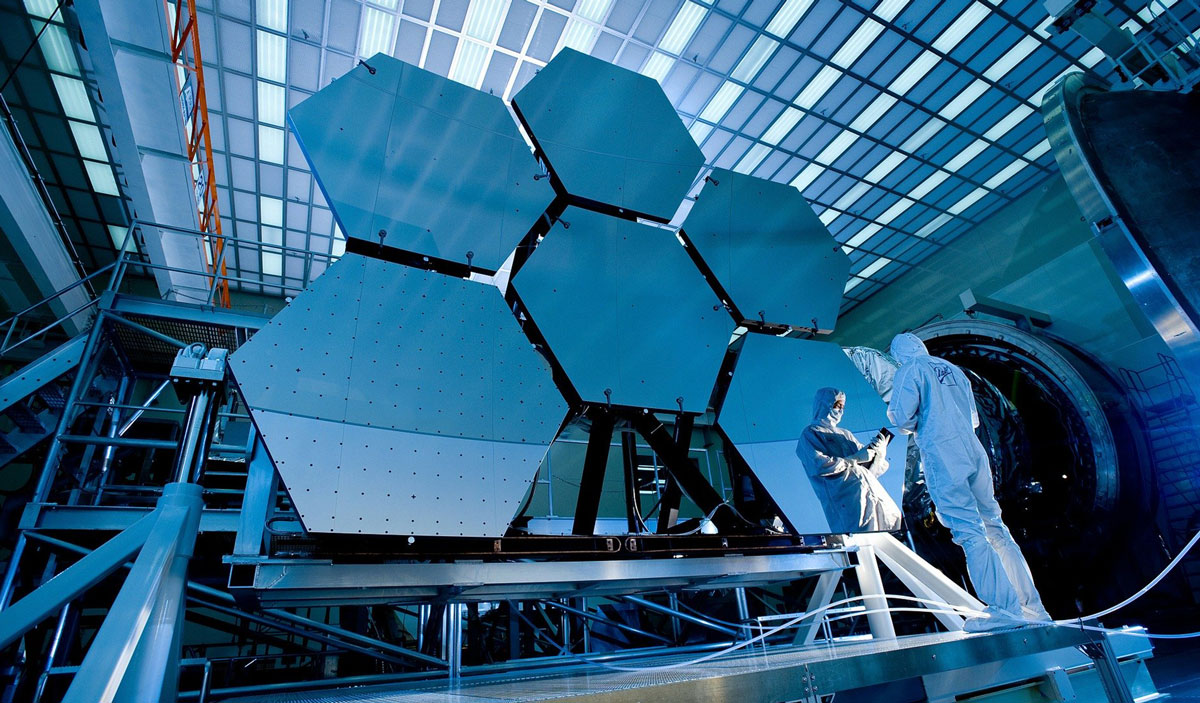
[828,406,843,426]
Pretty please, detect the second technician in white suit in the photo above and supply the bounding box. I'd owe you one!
[888,333,1050,630]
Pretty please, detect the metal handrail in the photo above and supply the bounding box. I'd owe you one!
[0,261,118,358]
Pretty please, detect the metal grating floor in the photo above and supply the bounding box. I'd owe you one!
[225,625,1112,703]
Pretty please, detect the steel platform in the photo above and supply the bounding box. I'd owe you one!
[224,626,1157,702]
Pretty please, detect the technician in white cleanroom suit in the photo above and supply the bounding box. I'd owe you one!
[796,387,902,533]
[888,333,1051,629]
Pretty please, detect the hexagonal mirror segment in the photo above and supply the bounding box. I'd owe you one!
[290,53,556,275]
[511,207,734,413]
[512,49,704,223]
[231,254,569,537]
[682,168,850,332]
[718,335,907,534]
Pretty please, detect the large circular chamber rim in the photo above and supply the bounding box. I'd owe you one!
[914,319,1119,514]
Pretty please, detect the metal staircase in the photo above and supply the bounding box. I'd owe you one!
[1120,353,1200,598]
[0,324,89,471]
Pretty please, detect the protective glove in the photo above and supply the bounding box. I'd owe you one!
[848,446,874,463]
[867,432,890,453]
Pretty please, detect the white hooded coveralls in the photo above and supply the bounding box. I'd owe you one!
[796,387,902,533]
[887,333,1047,617]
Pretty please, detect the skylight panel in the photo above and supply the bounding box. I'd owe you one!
[947,187,987,214]
[848,93,897,132]
[688,121,714,144]
[38,24,80,76]
[261,227,284,276]
[258,125,285,164]
[876,197,914,224]
[982,159,1028,189]
[899,118,945,152]
[819,209,840,226]
[256,30,288,82]
[108,225,135,252]
[790,162,824,190]
[831,19,884,68]
[908,170,950,199]
[698,81,744,122]
[83,161,120,197]
[641,53,674,82]
[660,2,707,54]
[333,225,347,258]
[1024,139,1051,161]
[732,36,779,82]
[257,81,286,126]
[815,131,857,165]
[260,196,284,227]
[52,75,93,122]
[24,0,59,20]
[845,276,865,293]
[575,0,611,21]
[888,50,938,95]
[1080,47,1105,67]
[734,143,771,174]
[860,256,891,277]
[68,121,108,161]
[845,223,882,248]
[982,104,1034,140]
[762,106,802,145]
[982,35,1041,81]
[256,0,288,32]
[793,65,840,109]
[938,79,988,120]
[359,7,395,58]
[831,181,872,210]
[463,0,508,42]
[873,0,911,22]
[451,40,490,86]
[931,2,989,54]
[915,212,952,237]
[943,139,988,172]
[559,21,597,53]
[864,151,905,182]
[765,0,814,39]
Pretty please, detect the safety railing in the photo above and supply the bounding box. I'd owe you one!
[0,220,337,362]
[1111,0,1200,92]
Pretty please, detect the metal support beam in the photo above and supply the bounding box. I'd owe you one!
[62,483,203,703]
[573,408,614,536]
[627,412,735,532]
[1080,633,1136,703]
[793,571,841,646]
[540,600,673,645]
[620,428,640,534]
[618,595,739,638]
[233,438,275,558]
[851,541,896,641]
[0,513,154,649]
[656,415,691,533]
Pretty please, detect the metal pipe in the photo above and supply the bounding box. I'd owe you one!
[117,380,173,436]
[172,392,212,483]
[32,604,69,703]
[540,600,673,645]
[57,435,245,454]
[619,595,740,637]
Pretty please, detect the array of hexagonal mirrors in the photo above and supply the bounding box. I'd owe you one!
[231,48,901,538]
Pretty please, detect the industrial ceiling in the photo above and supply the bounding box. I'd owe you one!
[5,0,1194,314]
